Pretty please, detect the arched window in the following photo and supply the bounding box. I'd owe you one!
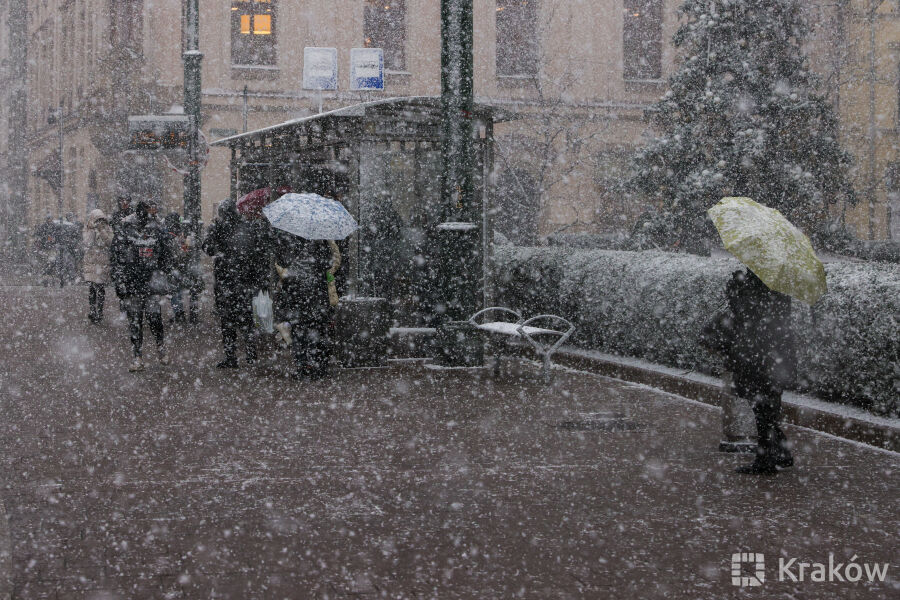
[623,0,662,80]
[231,0,277,66]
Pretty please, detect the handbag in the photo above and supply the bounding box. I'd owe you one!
[253,291,275,334]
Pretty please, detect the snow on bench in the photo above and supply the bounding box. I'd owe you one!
[467,307,575,379]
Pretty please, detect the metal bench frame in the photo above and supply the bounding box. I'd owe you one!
[466,307,575,379]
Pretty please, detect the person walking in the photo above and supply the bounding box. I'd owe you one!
[203,199,269,368]
[272,229,333,379]
[34,215,58,286]
[82,209,113,323]
[110,196,133,311]
[110,200,173,372]
[722,268,796,474]
[164,213,202,324]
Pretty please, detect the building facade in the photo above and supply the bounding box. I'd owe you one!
[2,0,897,243]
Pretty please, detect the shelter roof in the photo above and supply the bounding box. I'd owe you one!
[211,96,517,147]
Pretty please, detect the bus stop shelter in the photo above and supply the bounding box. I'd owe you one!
[212,97,515,334]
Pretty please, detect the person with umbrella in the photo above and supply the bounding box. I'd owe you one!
[203,198,270,368]
[707,197,827,475]
[263,192,356,380]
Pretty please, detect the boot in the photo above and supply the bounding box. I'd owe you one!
[216,357,239,369]
[773,436,794,468]
[735,457,778,475]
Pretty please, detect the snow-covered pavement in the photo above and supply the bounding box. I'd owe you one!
[0,282,896,598]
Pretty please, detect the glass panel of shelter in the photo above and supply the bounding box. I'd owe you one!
[227,120,491,329]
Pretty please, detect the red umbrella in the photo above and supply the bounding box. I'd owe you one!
[236,186,292,217]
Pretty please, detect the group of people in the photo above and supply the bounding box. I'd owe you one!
[80,197,201,371]
[58,192,798,474]
[74,194,339,380]
[203,197,338,379]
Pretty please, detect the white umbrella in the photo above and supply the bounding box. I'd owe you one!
[262,192,358,240]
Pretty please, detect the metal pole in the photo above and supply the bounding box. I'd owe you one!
[183,0,203,238]
[6,0,28,253]
[867,1,877,240]
[242,84,249,133]
[57,105,64,217]
[434,0,480,365]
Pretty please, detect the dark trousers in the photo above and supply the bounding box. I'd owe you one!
[291,306,331,375]
[750,390,788,463]
[88,283,106,322]
[125,295,164,358]
[220,298,255,362]
[171,288,200,322]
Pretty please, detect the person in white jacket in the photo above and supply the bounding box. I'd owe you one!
[82,209,114,323]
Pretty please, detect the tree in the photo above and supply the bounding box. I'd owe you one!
[492,1,615,240]
[627,0,856,251]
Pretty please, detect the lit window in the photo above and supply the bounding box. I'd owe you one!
[496,0,538,77]
[623,0,662,80]
[231,0,277,66]
[364,0,406,71]
[253,14,271,34]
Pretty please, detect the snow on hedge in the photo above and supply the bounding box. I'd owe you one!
[492,246,900,417]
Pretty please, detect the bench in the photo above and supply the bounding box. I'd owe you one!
[466,307,575,379]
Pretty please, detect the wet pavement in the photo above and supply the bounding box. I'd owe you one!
[0,281,897,599]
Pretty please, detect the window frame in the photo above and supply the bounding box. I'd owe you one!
[622,0,663,81]
[363,0,407,73]
[231,0,278,68]
[495,0,540,79]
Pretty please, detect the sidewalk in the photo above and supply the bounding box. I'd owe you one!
[0,284,897,598]
[0,496,9,600]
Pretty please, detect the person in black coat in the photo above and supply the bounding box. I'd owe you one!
[272,229,333,379]
[109,200,173,371]
[721,268,796,474]
[110,197,133,304]
[203,199,270,368]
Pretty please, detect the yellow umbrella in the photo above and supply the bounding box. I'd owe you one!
[708,197,827,305]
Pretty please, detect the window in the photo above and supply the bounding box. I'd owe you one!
[109,0,143,54]
[231,0,277,66]
[364,1,406,72]
[623,0,662,80]
[496,0,538,77]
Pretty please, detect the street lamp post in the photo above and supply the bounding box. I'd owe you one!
[183,0,203,238]
[48,105,64,218]
[434,0,481,366]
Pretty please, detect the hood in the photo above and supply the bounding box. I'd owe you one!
[87,209,108,227]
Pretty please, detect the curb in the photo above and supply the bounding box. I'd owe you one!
[0,497,10,600]
[553,350,900,453]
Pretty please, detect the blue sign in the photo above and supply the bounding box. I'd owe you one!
[303,47,338,90]
[350,48,384,91]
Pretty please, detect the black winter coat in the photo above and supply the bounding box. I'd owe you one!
[202,217,270,312]
[109,214,173,298]
[722,269,796,399]
[272,230,331,323]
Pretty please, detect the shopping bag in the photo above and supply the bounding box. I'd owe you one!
[252,291,274,334]
[148,270,172,295]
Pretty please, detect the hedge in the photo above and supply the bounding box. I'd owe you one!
[492,245,900,417]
